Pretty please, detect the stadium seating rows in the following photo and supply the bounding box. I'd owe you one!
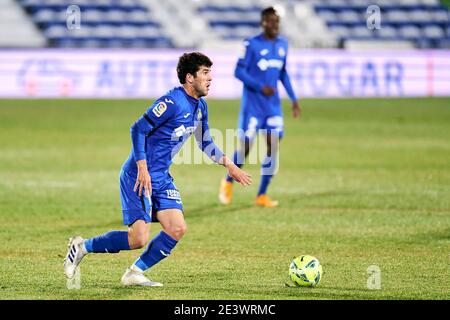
[10,0,450,49]
[314,0,450,48]
[19,0,172,48]
[197,3,262,40]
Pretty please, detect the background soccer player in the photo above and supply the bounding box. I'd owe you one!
[219,6,301,208]
[64,52,251,287]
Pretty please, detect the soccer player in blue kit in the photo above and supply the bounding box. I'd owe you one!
[64,52,252,287]
[219,7,301,208]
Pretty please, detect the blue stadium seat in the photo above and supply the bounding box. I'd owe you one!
[197,3,263,40]
[436,38,450,48]
[14,0,450,49]
[422,25,446,38]
[398,25,422,39]
[314,0,450,48]
[18,0,172,48]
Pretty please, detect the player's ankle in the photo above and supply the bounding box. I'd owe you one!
[81,241,89,255]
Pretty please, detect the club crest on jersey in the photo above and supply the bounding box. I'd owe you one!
[197,109,202,121]
[278,47,286,57]
[152,101,167,118]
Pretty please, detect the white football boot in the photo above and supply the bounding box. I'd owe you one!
[121,267,163,287]
[64,236,88,279]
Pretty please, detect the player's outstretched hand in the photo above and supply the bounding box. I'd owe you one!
[227,164,252,186]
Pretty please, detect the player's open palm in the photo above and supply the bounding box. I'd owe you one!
[228,164,252,186]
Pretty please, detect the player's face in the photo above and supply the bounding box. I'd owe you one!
[262,13,280,39]
[193,66,212,97]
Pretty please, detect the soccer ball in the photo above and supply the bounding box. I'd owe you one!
[289,255,323,287]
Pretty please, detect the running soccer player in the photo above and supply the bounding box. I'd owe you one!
[219,6,301,207]
[64,52,251,287]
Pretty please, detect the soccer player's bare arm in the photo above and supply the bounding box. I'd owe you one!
[194,107,252,187]
[217,155,252,186]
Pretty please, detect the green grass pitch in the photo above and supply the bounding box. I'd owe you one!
[0,98,449,300]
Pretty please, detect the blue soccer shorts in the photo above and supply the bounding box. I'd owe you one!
[238,113,284,142]
[119,169,183,226]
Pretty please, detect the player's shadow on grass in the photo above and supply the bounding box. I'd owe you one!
[282,285,379,300]
[170,284,376,300]
[285,190,354,204]
[186,203,254,219]
[302,190,354,198]
[60,220,127,234]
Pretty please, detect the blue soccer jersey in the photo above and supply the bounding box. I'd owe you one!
[235,34,297,141]
[120,86,223,225]
[236,33,297,117]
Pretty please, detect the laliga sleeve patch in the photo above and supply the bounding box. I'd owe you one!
[152,101,167,118]
[239,40,249,59]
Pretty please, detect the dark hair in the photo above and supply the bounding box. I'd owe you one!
[261,6,278,20]
[176,52,213,84]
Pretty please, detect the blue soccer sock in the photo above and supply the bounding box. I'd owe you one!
[84,230,131,253]
[257,155,277,196]
[133,231,178,272]
[226,150,245,182]
[258,174,273,196]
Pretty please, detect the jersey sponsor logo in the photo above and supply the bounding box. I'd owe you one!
[278,47,286,57]
[173,125,195,138]
[174,124,186,137]
[260,49,269,56]
[257,58,284,71]
[152,101,167,117]
[166,189,181,200]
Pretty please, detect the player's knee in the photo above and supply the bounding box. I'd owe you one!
[129,232,148,249]
[167,223,187,241]
[135,237,148,249]
[175,223,187,240]
[128,220,149,249]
